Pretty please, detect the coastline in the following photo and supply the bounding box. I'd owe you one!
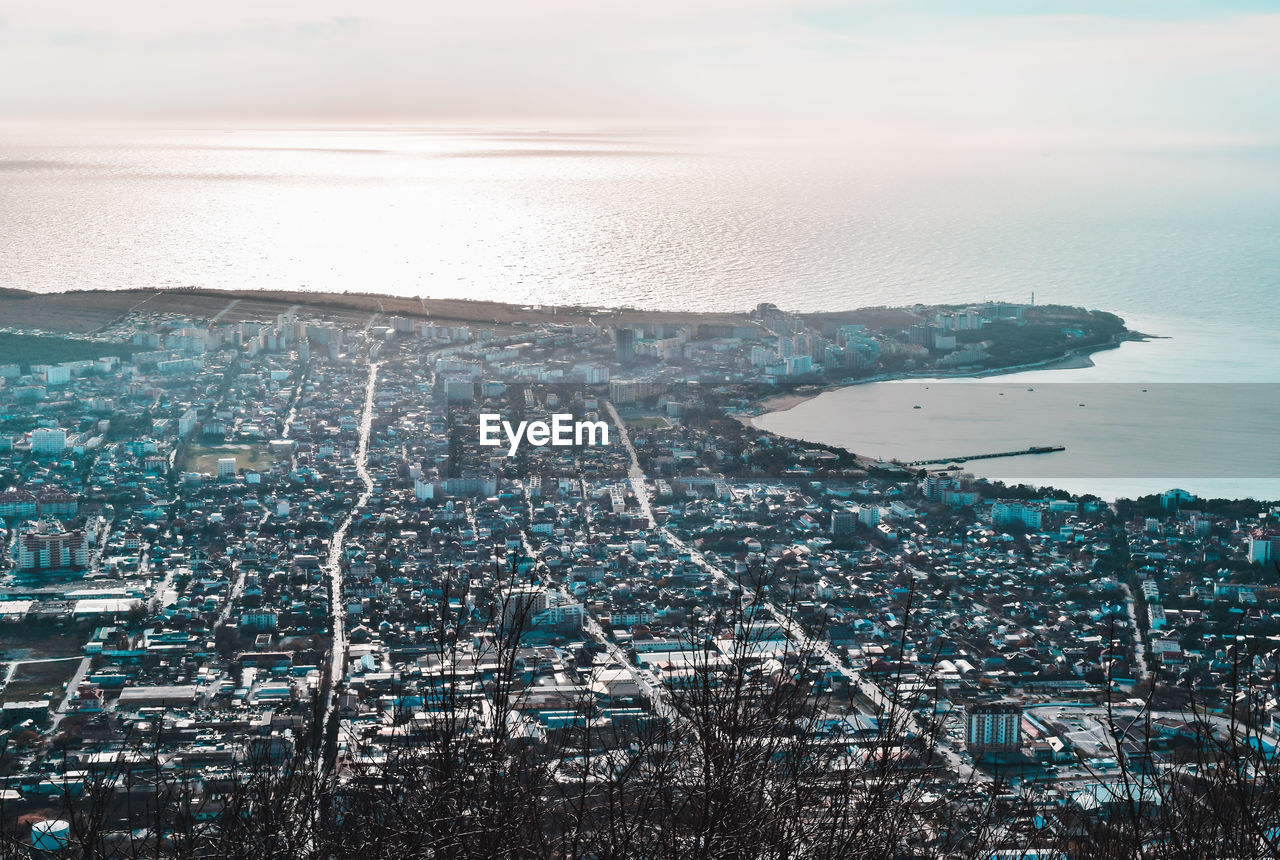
[737,331,1147,426]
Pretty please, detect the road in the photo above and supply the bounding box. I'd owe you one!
[88,514,113,576]
[517,484,672,720]
[280,362,308,443]
[49,656,93,733]
[319,361,380,754]
[1120,583,1150,681]
[603,402,654,527]
[148,562,176,615]
[606,400,985,783]
[213,511,270,631]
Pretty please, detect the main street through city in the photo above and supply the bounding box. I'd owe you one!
[319,359,380,764]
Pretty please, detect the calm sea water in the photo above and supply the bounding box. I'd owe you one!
[753,311,1280,501]
[753,371,1280,502]
[2,124,1277,498]
[2,125,1278,322]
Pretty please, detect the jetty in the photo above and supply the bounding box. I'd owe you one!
[899,445,1065,467]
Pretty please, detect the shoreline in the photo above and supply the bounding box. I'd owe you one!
[737,332,1148,426]
[728,329,1280,504]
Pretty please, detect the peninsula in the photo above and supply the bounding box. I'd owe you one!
[0,286,1136,383]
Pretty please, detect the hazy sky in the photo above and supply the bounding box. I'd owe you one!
[1,1,1277,144]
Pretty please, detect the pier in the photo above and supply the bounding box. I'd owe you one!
[899,445,1065,467]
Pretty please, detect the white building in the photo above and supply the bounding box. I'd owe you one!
[14,520,89,572]
[966,702,1022,752]
[240,610,279,631]
[500,586,584,634]
[500,586,549,631]
[414,478,435,501]
[533,600,585,633]
[991,501,1043,531]
[785,354,812,376]
[1249,534,1280,564]
[830,510,858,535]
[177,408,198,438]
[31,428,66,457]
[582,364,610,384]
[444,377,475,402]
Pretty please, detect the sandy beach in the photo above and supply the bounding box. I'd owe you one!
[736,337,1132,427]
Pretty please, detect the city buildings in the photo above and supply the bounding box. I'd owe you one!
[0,296,1273,851]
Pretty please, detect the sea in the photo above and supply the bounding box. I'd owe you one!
[1,123,1277,500]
